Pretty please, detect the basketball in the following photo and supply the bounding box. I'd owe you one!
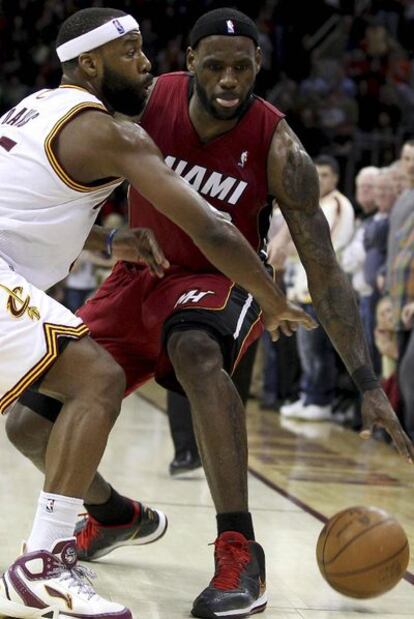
[316,506,410,598]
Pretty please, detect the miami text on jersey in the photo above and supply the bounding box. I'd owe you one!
[165,156,247,205]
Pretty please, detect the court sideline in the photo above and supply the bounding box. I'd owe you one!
[0,384,412,618]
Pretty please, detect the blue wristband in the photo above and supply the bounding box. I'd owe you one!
[105,228,119,257]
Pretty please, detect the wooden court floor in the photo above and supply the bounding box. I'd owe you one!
[0,382,412,618]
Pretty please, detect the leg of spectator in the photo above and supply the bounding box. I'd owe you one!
[260,332,278,408]
[167,390,198,457]
[232,339,258,406]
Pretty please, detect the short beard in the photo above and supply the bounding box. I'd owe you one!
[194,76,254,121]
[101,65,150,116]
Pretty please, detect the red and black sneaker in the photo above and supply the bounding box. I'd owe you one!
[75,501,168,561]
[191,531,267,619]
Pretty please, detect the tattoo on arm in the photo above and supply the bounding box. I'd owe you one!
[282,148,319,214]
[273,127,373,373]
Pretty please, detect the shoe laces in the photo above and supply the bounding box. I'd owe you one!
[51,564,97,600]
[211,536,251,590]
[76,516,101,551]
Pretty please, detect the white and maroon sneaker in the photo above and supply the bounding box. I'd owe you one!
[0,537,131,619]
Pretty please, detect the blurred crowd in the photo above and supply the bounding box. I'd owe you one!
[2,0,414,194]
[261,145,414,447]
[1,0,414,456]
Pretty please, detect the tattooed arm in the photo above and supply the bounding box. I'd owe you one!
[267,120,414,460]
[268,120,368,371]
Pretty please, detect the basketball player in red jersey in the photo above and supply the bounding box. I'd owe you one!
[8,8,413,619]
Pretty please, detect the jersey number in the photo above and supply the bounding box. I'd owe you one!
[0,136,17,152]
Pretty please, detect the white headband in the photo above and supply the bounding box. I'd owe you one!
[56,15,140,62]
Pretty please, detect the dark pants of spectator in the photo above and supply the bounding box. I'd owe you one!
[359,292,381,374]
[63,287,94,313]
[167,391,197,457]
[297,303,337,407]
[398,328,414,440]
[261,331,301,407]
[262,332,278,407]
[166,340,258,458]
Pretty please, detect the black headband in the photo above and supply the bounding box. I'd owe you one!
[190,10,259,48]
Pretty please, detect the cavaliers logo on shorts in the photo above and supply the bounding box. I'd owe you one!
[0,283,41,320]
[0,258,89,414]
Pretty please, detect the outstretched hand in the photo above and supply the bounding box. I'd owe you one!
[262,300,318,341]
[360,388,414,463]
[111,228,170,277]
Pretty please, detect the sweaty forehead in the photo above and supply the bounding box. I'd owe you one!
[196,35,256,58]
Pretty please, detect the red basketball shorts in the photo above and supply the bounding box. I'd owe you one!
[78,261,264,395]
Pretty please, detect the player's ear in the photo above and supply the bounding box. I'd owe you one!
[186,46,196,73]
[78,52,100,78]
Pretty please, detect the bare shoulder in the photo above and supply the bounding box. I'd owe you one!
[267,119,319,214]
[57,110,158,182]
[64,110,153,152]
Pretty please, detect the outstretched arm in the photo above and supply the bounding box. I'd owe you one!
[268,120,413,460]
[59,111,316,334]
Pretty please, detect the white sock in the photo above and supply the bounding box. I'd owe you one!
[26,491,83,553]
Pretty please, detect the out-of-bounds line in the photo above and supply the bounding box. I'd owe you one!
[138,392,414,587]
[248,466,414,587]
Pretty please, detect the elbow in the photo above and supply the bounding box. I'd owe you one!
[196,216,237,247]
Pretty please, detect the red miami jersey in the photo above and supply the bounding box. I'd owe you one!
[129,72,285,272]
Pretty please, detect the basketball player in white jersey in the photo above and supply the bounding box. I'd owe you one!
[0,7,316,619]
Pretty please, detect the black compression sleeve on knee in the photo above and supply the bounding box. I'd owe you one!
[18,390,63,423]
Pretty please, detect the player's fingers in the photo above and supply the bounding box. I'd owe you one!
[385,422,414,463]
[147,234,169,267]
[302,314,318,329]
[359,428,372,440]
[279,322,294,337]
[139,247,165,278]
[269,328,280,342]
[288,308,317,329]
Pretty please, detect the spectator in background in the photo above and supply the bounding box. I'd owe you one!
[271,155,355,421]
[374,295,400,415]
[261,204,301,409]
[63,212,128,314]
[387,209,414,438]
[389,158,409,198]
[384,140,414,296]
[355,165,380,213]
[400,298,414,439]
[342,166,379,358]
[62,251,97,313]
[362,167,397,370]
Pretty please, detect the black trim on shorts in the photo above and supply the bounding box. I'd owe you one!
[160,285,261,393]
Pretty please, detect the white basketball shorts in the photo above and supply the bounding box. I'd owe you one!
[0,257,89,413]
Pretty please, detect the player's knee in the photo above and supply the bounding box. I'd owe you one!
[84,357,126,420]
[5,403,50,468]
[168,330,223,383]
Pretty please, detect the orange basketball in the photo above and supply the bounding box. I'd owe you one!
[316,506,410,598]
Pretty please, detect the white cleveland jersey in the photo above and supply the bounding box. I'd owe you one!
[0,85,124,290]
